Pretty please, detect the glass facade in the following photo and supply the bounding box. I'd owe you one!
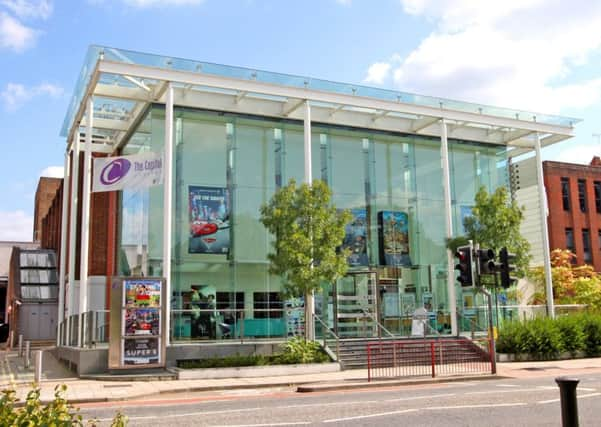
[118,106,508,341]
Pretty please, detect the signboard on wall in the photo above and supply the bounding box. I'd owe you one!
[377,211,411,266]
[188,186,230,254]
[92,152,163,193]
[108,277,166,370]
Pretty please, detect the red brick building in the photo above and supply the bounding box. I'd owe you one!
[33,177,62,242]
[544,157,601,271]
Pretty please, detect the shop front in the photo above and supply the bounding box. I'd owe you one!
[55,46,576,358]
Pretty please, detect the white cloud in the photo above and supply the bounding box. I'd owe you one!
[553,143,601,165]
[0,11,36,51]
[365,0,601,113]
[1,0,53,20]
[1,82,64,111]
[40,165,64,178]
[0,210,33,241]
[364,62,391,85]
[123,0,204,7]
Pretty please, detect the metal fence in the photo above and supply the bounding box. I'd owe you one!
[367,338,494,382]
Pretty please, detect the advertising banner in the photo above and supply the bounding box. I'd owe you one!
[123,337,160,365]
[92,152,163,193]
[119,278,164,368]
[340,208,368,266]
[377,211,411,266]
[188,186,230,254]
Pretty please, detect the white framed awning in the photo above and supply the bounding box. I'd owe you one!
[62,46,579,156]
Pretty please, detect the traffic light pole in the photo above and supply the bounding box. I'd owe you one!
[477,286,497,374]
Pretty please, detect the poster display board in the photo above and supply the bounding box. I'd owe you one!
[340,208,368,266]
[109,277,166,370]
[377,211,411,267]
[285,297,305,337]
[188,186,230,254]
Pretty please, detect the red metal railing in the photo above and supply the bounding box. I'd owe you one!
[367,338,494,382]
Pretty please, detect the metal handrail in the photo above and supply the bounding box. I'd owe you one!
[360,308,395,338]
[313,313,340,361]
[456,309,489,339]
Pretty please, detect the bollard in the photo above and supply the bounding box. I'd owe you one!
[18,334,23,357]
[24,341,30,368]
[34,351,42,384]
[556,377,580,427]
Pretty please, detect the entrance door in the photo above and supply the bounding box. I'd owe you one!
[18,304,57,340]
[334,271,377,338]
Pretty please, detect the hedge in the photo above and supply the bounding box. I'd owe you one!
[496,313,601,359]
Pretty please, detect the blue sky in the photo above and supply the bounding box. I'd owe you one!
[1,0,601,241]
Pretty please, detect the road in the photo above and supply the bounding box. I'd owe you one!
[80,374,601,426]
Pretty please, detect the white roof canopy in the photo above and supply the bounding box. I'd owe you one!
[63,46,579,157]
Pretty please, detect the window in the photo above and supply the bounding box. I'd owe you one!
[583,229,592,263]
[578,179,587,212]
[216,292,244,320]
[253,292,283,318]
[595,181,601,213]
[566,228,575,253]
[561,177,570,211]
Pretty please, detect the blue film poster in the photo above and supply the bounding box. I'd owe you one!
[188,186,230,254]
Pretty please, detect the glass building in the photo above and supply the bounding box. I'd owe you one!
[57,46,577,348]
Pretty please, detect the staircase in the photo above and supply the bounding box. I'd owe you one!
[335,336,491,370]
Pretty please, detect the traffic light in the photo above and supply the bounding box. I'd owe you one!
[455,245,474,287]
[477,248,496,275]
[499,247,517,288]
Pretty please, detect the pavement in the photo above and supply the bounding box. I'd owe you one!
[2,347,601,405]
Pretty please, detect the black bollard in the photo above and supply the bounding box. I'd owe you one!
[555,377,580,427]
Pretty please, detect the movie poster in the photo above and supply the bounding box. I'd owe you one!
[123,337,159,365]
[124,279,161,308]
[188,186,230,254]
[377,211,411,266]
[124,308,160,336]
[341,208,368,266]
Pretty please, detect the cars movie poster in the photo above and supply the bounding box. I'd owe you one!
[188,186,230,254]
[124,308,160,336]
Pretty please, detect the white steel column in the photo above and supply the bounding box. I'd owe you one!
[304,101,312,185]
[78,97,93,347]
[441,119,458,336]
[534,133,555,318]
[57,149,71,346]
[163,83,174,346]
[304,100,315,340]
[67,134,80,346]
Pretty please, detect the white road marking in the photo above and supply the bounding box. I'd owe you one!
[497,384,519,387]
[466,388,553,395]
[210,423,310,427]
[323,408,418,423]
[425,403,527,410]
[384,392,456,402]
[97,407,262,422]
[538,392,601,405]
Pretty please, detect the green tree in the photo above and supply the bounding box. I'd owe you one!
[463,186,531,276]
[260,179,351,337]
[529,249,601,311]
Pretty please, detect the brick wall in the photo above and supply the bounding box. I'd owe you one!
[544,160,601,271]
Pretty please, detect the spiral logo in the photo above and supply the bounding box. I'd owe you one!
[100,158,131,185]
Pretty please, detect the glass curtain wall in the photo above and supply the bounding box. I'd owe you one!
[118,105,509,341]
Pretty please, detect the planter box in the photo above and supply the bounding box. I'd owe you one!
[496,351,587,362]
[175,362,341,380]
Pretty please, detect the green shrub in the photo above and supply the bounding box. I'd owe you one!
[273,337,329,364]
[498,313,601,360]
[556,315,586,354]
[0,384,127,426]
[581,315,601,356]
[178,338,331,368]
